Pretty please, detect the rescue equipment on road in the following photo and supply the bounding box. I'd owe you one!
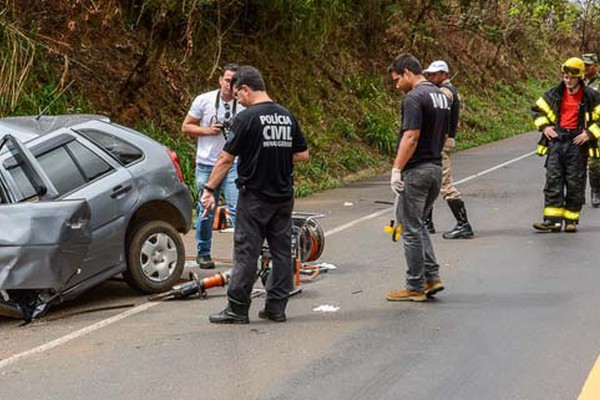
[152,212,330,301]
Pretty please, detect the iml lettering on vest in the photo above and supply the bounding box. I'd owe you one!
[429,93,450,110]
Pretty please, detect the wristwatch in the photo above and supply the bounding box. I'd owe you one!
[204,185,214,193]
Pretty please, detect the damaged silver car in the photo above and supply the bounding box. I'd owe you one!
[0,115,193,321]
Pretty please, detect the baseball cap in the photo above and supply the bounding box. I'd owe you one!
[423,60,449,74]
[582,53,598,65]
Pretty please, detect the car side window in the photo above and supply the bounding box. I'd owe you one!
[35,141,113,196]
[66,141,113,181]
[77,129,143,166]
[6,164,37,200]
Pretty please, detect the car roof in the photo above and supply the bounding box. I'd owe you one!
[0,115,111,143]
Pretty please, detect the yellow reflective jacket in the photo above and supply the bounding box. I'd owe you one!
[532,81,600,158]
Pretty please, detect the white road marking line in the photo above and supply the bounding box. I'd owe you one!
[0,302,158,370]
[324,151,535,238]
[0,150,536,370]
[453,151,535,186]
[324,208,391,237]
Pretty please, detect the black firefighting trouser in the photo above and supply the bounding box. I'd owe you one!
[543,136,587,223]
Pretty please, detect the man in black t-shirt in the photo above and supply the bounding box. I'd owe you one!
[200,66,309,324]
[386,53,449,302]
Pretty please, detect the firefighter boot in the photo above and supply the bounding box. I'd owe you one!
[590,175,600,208]
[423,209,435,234]
[532,220,562,232]
[443,199,474,239]
[209,300,250,324]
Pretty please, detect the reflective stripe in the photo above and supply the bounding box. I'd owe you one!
[534,116,550,128]
[590,147,600,158]
[544,207,564,217]
[589,123,600,139]
[563,210,580,221]
[536,98,557,123]
[593,104,600,121]
[536,144,548,155]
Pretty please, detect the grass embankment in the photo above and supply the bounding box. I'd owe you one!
[10,75,549,199]
[138,77,549,197]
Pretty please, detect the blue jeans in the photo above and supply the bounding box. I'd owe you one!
[195,162,239,256]
[401,163,442,291]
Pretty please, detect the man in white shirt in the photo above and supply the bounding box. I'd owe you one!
[181,63,245,269]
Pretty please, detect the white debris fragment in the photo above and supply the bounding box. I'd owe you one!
[344,202,354,207]
[312,305,340,313]
[315,262,337,270]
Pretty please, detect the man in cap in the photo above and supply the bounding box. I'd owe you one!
[532,57,600,232]
[424,60,474,239]
[583,53,600,207]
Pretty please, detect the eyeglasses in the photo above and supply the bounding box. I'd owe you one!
[562,66,582,76]
[233,85,247,98]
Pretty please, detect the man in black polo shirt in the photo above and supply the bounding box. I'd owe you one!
[200,65,309,324]
[386,53,449,302]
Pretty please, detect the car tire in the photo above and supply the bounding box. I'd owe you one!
[124,220,185,294]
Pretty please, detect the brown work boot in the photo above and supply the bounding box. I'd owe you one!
[424,280,445,298]
[386,289,426,302]
[564,222,578,233]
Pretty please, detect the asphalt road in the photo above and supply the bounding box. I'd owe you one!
[2,131,600,400]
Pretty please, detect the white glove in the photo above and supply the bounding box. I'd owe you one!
[390,168,404,195]
[445,137,456,150]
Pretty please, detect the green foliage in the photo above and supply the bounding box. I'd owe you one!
[363,113,396,155]
[457,79,550,150]
[5,0,600,199]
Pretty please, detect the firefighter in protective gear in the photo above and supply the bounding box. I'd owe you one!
[532,57,600,232]
[583,53,600,207]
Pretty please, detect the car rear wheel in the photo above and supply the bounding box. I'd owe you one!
[124,220,185,293]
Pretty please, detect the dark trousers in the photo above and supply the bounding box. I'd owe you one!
[227,189,294,309]
[543,139,587,222]
[401,163,442,291]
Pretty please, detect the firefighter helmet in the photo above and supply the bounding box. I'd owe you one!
[562,57,585,78]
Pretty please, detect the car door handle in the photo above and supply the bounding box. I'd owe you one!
[111,184,132,198]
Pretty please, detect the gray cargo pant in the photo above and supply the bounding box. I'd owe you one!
[401,163,443,291]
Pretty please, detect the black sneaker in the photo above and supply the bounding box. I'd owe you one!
[532,220,562,232]
[258,309,287,322]
[197,254,215,269]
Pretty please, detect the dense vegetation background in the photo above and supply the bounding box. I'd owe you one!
[2,0,600,195]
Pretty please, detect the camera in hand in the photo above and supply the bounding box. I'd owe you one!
[220,119,232,139]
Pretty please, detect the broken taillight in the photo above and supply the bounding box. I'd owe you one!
[167,148,184,183]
